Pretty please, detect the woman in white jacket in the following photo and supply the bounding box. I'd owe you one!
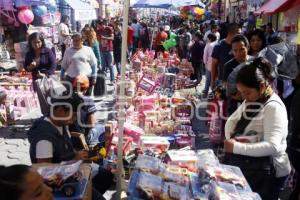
[202,33,217,96]
[223,57,290,200]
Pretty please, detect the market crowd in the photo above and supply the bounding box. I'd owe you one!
[0,13,300,200]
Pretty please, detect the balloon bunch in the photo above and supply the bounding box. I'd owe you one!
[17,0,58,25]
[180,6,205,21]
[163,32,177,51]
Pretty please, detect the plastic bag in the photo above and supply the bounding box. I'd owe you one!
[258,42,298,80]
[37,160,82,182]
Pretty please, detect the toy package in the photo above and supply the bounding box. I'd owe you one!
[210,181,241,200]
[124,122,145,143]
[166,150,197,171]
[161,181,190,200]
[190,172,212,200]
[135,155,161,173]
[37,161,83,197]
[140,136,170,153]
[196,149,220,170]
[159,164,189,185]
[136,171,163,197]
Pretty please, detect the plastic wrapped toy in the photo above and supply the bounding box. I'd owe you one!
[137,171,163,197]
[161,181,190,200]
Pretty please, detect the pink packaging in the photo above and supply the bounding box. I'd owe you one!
[132,59,143,71]
[137,95,158,112]
[137,75,156,94]
[176,134,193,148]
[140,136,170,153]
[124,122,144,143]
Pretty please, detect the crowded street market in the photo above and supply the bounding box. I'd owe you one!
[0,0,300,199]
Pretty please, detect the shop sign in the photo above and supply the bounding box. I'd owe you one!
[74,9,97,21]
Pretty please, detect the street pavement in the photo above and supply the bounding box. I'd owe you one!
[0,81,116,167]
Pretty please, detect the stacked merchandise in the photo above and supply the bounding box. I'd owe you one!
[102,50,201,174]
[14,41,28,70]
[127,149,262,200]
[0,73,39,120]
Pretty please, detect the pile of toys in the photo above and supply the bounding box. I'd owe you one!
[127,150,262,200]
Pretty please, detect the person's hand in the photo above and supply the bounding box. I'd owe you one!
[28,61,37,70]
[231,91,242,101]
[224,139,235,153]
[74,150,89,161]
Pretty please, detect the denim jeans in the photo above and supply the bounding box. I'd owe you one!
[101,51,114,82]
[203,69,211,94]
[116,62,121,75]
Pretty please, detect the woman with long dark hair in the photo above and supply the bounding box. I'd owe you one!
[223,57,291,200]
[24,32,56,91]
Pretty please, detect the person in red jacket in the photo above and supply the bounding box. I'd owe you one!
[128,22,134,57]
[154,27,168,57]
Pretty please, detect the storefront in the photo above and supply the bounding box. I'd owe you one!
[58,0,97,31]
[254,0,300,47]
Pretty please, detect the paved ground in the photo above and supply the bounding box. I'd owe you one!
[0,82,116,167]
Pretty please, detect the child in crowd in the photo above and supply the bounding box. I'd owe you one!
[207,86,227,146]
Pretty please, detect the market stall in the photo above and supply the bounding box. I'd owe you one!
[0,72,39,124]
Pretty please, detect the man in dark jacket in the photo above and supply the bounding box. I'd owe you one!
[190,32,205,84]
[27,92,114,194]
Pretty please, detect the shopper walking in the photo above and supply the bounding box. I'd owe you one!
[24,32,56,91]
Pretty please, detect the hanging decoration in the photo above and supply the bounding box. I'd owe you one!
[18,6,34,24]
[163,32,177,51]
[32,5,47,17]
[180,6,205,21]
[47,0,57,13]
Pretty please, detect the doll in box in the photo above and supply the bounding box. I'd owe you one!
[0,91,7,127]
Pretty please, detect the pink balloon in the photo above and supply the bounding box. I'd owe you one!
[18,8,34,24]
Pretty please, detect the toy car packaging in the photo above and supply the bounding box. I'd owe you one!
[160,181,190,200]
[159,164,190,185]
[136,171,163,198]
[37,161,83,197]
[140,136,170,153]
[135,154,161,174]
[210,181,241,200]
[165,150,197,171]
[196,149,220,170]
[190,172,211,200]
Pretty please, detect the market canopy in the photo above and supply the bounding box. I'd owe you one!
[63,0,97,21]
[132,0,205,9]
[254,0,300,15]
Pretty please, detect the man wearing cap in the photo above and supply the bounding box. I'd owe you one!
[27,92,114,195]
[60,33,97,95]
[70,74,107,146]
